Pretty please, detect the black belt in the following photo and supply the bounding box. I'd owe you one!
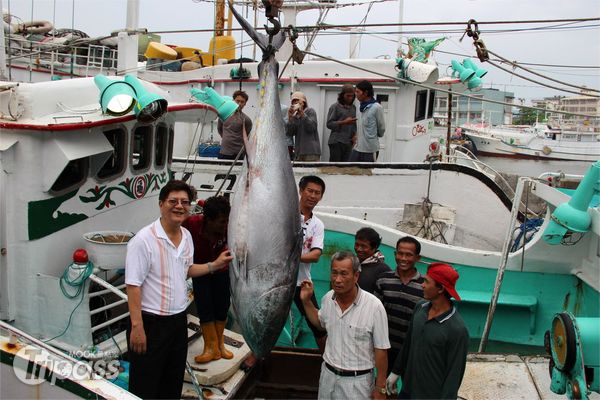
[141,310,186,320]
[325,362,372,377]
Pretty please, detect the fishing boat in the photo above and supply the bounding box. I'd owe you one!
[0,76,258,399]
[2,3,599,400]
[463,122,600,162]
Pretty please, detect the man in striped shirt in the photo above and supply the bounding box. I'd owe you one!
[374,236,425,374]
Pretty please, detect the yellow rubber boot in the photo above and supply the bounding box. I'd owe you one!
[194,322,221,364]
[215,320,234,359]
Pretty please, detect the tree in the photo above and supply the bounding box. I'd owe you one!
[514,107,539,125]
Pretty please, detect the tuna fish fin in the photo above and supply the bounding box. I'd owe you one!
[231,250,248,282]
[286,228,303,282]
[242,120,254,166]
[242,250,249,280]
[228,1,285,54]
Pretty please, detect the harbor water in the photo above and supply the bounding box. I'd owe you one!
[478,156,592,178]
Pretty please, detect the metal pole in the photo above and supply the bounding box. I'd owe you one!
[0,0,7,80]
[478,177,528,352]
[397,0,404,57]
[446,88,452,156]
[89,274,128,301]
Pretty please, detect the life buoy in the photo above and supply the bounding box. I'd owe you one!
[19,20,53,35]
[542,146,552,155]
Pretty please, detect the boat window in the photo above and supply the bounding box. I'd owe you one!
[414,90,428,121]
[167,126,175,164]
[50,158,88,193]
[132,126,152,171]
[427,90,435,119]
[376,94,389,110]
[97,128,127,179]
[155,124,168,168]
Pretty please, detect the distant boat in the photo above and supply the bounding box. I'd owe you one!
[463,122,600,161]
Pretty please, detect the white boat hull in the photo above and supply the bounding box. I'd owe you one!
[467,131,600,162]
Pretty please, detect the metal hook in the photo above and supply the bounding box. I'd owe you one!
[264,17,281,38]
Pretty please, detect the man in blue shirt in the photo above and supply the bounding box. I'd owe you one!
[350,80,385,162]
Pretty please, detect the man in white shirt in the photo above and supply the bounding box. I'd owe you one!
[293,175,327,350]
[300,251,390,400]
[125,180,232,399]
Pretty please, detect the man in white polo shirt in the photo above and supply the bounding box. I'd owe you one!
[125,180,232,399]
[294,175,327,349]
[300,251,390,399]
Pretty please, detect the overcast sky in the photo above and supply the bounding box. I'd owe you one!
[6,0,600,101]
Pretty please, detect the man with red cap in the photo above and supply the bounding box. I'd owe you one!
[386,263,469,399]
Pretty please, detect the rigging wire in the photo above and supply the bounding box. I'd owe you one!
[302,49,597,118]
[148,17,600,35]
[485,59,599,98]
[486,49,600,93]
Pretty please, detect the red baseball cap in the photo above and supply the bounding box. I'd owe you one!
[427,263,461,300]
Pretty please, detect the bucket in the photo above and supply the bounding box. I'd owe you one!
[83,231,134,270]
[197,142,221,158]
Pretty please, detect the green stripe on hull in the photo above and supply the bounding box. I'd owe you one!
[277,230,600,351]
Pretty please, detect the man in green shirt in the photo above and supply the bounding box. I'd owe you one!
[386,263,469,399]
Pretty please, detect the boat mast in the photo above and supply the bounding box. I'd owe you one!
[0,0,8,80]
[126,0,140,32]
[119,0,140,76]
[397,0,404,57]
[215,0,225,37]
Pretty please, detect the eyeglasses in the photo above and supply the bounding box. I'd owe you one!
[166,198,191,207]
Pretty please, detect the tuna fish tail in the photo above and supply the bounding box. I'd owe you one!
[228,0,286,56]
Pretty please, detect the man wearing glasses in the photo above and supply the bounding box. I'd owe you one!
[125,180,233,399]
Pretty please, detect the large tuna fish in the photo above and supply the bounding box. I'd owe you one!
[227,4,302,358]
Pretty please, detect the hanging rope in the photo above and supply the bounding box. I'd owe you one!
[44,260,94,343]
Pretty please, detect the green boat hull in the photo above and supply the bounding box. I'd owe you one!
[277,229,600,352]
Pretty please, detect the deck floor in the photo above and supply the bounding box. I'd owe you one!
[460,353,599,400]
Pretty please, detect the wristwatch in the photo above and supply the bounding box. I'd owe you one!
[376,386,386,395]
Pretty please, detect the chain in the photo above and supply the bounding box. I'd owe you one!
[460,19,489,62]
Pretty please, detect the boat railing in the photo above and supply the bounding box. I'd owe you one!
[0,319,93,369]
[87,274,129,353]
[5,35,118,76]
[86,272,196,355]
[444,146,540,217]
[479,176,535,352]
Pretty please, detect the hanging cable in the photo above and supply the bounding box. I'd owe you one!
[301,49,598,119]
[460,19,600,98]
[486,59,600,98]
[486,49,600,93]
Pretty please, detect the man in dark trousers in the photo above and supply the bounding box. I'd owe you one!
[386,262,469,399]
[350,80,385,162]
[125,180,232,399]
[326,84,357,161]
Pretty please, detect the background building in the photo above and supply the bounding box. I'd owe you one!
[433,88,514,127]
[536,93,600,132]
